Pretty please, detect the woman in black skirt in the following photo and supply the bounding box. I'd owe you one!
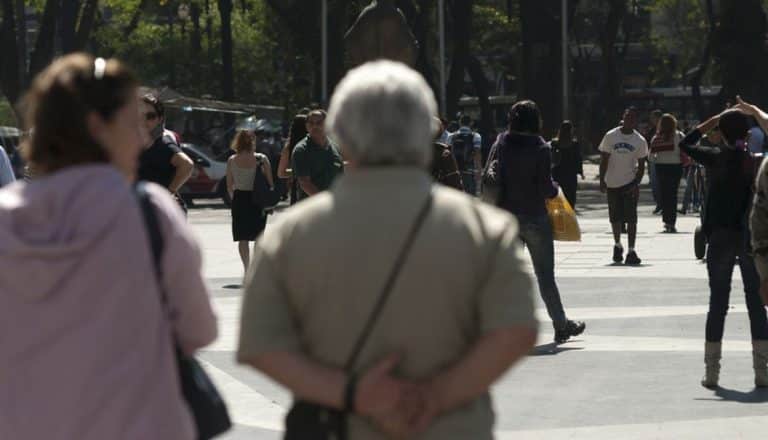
[226,130,273,271]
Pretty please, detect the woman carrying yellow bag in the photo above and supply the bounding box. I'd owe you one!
[546,188,582,241]
[496,100,586,344]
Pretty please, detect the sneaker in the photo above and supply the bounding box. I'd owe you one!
[555,320,586,344]
[613,245,624,263]
[663,224,678,233]
[678,208,687,215]
[653,206,662,215]
[625,250,642,265]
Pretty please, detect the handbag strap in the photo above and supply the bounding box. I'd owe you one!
[134,182,168,305]
[344,192,433,371]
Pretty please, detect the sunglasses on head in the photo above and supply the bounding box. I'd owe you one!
[144,112,159,121]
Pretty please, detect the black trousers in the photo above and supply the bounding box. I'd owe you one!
[554,172,578,208]
[655,163,683,226]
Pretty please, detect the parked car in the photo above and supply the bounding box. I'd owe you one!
[179,143,230,206]
[0,126,24,178]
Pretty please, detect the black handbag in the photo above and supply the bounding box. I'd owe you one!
[135,183,233,439]
[283,192,434,440]
[252,157,280,208]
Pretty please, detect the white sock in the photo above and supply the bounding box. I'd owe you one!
[628,247,635,253]
[615,242,623,248]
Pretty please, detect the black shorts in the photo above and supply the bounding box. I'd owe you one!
[607,183,638,224]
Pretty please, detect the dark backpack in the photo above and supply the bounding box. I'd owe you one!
[452,131,476,171]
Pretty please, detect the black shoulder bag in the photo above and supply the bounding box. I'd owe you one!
[135,183,232,439]
[283,192,433,440]
[252,156,280,209]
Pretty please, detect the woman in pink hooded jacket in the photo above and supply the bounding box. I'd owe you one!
[0,54,217,439]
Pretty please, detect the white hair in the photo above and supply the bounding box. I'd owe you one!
[327,60,437,168]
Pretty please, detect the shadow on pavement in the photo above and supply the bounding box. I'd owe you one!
[695,387,768,404]
[603,263,652,268]
[223,284,243,289]
[531,342,585,356]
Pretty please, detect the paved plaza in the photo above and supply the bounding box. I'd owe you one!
[189,172,768,439]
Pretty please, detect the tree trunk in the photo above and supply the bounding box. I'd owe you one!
[397,1,436,94]
[124,0,148,38]
[75,0,99,51]
[691,0,716,119]
[191,2,202,54]
[59,0,79,54]
[519,0,561,134]
[218,0,234,100]
[594,0,626,136]
[716,0,767,106]
[14,0,26,91]
[446,0,472,119]
[0,0,20,107]
[29,0,59,79]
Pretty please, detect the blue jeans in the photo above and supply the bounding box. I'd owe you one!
[705,228,768,342]
[517,214,568,329]
[682,165,702,211]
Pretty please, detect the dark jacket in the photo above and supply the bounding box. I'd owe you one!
[551,138,584,179]
[679,129,758,235]
[497,131,559,217]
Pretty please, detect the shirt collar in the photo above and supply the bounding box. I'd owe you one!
[332,167,432,197]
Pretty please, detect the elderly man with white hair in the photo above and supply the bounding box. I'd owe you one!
[237,60,537,439]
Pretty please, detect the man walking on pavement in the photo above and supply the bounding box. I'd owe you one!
[448,115,482,196]
[599,107,649,265]
[291,109,345,201]
[137,93,194,213]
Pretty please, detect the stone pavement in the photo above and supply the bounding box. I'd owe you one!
[188,179,768,440]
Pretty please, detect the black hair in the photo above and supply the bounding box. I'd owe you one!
[508,100,542,134]
[141,92,165,119]
[459,114,472,126]
[719,109,750,145]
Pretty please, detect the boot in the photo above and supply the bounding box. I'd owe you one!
[752,340,768,387]
[701,342,721,389]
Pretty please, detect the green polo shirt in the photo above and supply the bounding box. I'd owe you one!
[291,136,344,200]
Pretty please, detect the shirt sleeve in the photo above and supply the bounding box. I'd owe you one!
[292,145,310,178]
[678,129,718,167]
[477,219,537,332]
[598,133,611,154]
[473,133,482,150]
[238,243,302,358]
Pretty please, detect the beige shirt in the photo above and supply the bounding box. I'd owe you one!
[238,167,536,439]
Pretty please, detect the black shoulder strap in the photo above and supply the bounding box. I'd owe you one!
[344,192,433,371]
[134,182,168,305]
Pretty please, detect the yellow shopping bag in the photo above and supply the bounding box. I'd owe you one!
[545,189,581,241]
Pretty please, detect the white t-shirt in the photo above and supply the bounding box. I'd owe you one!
[650,131,685,165]
[598,127,649,188]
